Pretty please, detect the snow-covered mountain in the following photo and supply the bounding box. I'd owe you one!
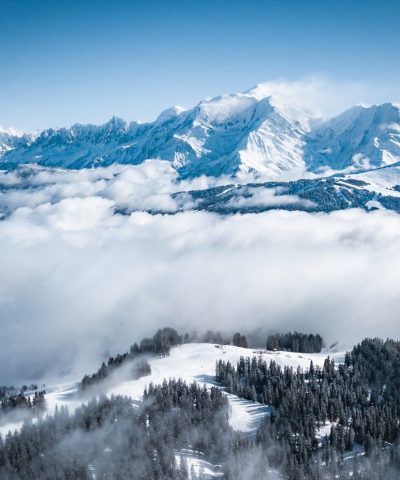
[0,127,34,156]
[1,86,400,178]
[0,88,313,177]
[305,103,400,173]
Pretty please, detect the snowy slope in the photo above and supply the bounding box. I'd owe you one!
[349,163,400,190]
[306,103,400,172]
[0,343,344,439]
[102,343,344,403]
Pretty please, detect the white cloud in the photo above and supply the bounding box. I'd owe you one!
[1,164,400,384]
[0,162,233,216]
[227,187,316,209]
[249,75,400,117]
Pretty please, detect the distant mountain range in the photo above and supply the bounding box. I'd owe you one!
[1,85,400,178]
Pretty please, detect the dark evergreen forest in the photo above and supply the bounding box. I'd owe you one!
[217,337,400,478]
[266,332,323,353]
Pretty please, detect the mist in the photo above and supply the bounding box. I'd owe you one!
[1,163,400,384]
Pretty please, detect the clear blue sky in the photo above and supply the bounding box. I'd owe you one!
[1,0,399,131]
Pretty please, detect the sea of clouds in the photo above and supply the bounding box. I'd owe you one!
[1,161,400,384]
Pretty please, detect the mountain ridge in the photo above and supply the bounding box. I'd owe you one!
[1,86,400,179]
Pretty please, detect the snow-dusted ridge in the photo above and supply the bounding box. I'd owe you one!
[1,84,400,179]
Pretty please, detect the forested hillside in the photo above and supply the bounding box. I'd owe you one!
[217,338,400,478]
[2,331,400,479]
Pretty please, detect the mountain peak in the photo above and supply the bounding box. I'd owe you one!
[103,116,128,131]
[0,126,26,137]
[155,106,186,124]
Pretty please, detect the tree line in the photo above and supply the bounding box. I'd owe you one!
[79,327,184,390]
[79,327,230,391]
[266,332,324,353]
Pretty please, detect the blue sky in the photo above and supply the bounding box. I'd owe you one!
[1,0,399,131]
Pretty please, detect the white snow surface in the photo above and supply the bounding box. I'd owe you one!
[352,164,400,190]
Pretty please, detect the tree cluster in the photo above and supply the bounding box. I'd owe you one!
[266,332,323,353]
[0,390,46,418]
[79,326,185,390]
[80,358,151,391]
[232,333,248,348]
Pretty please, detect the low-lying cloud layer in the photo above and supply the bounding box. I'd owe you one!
[1,162,400,384]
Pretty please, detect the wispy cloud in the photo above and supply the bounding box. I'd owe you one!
[250,75,400,117]
[226,187,316,209]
